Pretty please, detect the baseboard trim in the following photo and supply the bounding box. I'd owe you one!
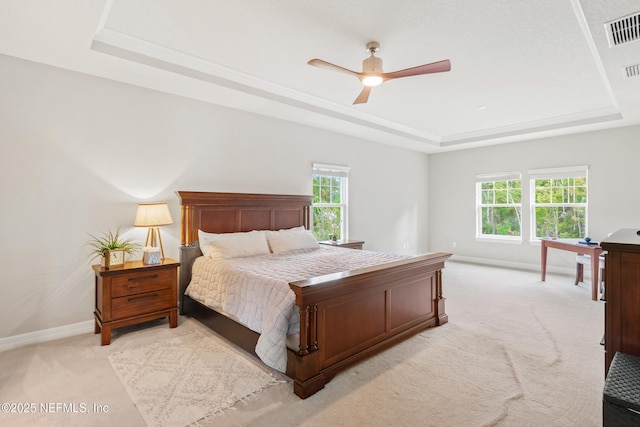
[448,254,577,277]
[0,320,94,353]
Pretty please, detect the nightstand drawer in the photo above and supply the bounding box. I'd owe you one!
[111,288,174,320]
[111,268,174,297]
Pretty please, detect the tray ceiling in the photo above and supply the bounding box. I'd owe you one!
[1,0,639,153]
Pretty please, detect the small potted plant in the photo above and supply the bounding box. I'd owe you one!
[87,228,141,269]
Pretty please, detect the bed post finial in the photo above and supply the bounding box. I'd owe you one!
[181,204,194,245]
[304,205,311,230]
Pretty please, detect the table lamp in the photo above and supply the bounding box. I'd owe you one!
[134,202,173,259]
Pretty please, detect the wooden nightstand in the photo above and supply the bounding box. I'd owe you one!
[319,239,365,250]
[93,258,180,345]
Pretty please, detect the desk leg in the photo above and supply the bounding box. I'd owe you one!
[541,242,548,281]
[591,252,600,301]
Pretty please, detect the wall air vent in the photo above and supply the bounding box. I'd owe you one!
[624,63,640,78]
[606,12,640,47]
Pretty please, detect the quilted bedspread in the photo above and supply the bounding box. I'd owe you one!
[185,246,407,372]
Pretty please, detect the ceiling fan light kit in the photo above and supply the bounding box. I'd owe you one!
[307,41,451,104]
[361,75,383,87]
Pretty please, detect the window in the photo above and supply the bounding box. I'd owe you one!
[476,172,522,239]
[529,166,588,240]
[312,163,349,241]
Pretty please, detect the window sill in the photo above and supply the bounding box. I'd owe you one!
[475,236,523,245]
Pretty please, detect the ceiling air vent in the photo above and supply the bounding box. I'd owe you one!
[606,11,640,47]
[624,63,640,78]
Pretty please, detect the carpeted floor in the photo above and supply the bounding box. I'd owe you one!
[0,261,604,426]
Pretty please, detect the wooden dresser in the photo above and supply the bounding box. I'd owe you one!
[601,229,640,375]
[93,258,180,345]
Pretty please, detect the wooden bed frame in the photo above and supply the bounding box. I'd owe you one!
[177,191,451,398]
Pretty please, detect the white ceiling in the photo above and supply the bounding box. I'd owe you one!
[1,0,639,153]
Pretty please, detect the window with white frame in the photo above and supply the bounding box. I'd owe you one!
[476,172,522,239]
[312,163,349,241]
[529,165,588,240]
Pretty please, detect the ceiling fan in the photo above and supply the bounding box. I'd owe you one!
[307,41,451,105]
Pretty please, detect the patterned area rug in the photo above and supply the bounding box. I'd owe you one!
[108,330,282,427]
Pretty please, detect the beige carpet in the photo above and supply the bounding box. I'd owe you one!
[0,261,604,426]
[108,330,283,427]
[205,261,604,426]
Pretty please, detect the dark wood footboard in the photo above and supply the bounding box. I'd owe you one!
[288,252,450,398]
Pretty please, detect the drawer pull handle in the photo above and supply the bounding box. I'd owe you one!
[128,294,159,303]
[128,274,158,282]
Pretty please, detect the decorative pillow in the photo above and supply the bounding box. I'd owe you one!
[266,227,320,253]
[197,230,270,260]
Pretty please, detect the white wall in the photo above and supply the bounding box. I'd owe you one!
[428,126,640,270]
[0,54,430,339]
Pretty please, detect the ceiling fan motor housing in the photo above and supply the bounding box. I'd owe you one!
[362,55,383,73]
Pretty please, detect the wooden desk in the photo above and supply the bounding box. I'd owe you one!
[540,239,602,301]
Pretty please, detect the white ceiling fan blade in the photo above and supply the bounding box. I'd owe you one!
[382,59,451,81]
[307,59,360,77]
[353,86,372,104]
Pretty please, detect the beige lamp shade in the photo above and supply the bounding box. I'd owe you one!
[134,202,173,227]
[134,202,173,260]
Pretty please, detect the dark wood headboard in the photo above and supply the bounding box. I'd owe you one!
[177,191,313,245]
[175,191,313,313]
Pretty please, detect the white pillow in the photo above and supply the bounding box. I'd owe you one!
[266,227,320,253]
[198,230,270,260]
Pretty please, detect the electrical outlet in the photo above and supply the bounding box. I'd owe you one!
[452,242,457,248]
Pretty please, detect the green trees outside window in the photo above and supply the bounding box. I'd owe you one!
[477,168,588,241]
[312,174,347,240]
[479,179,522,237]
[532,177,587,238]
